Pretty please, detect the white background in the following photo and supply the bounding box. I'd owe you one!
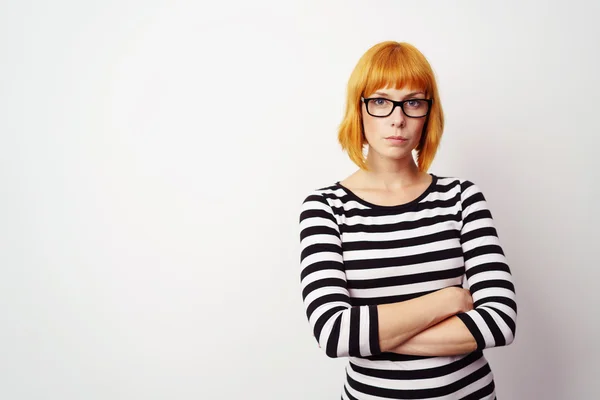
[1,1,599,399]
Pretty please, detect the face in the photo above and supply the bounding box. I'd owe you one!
[361,87,428,163]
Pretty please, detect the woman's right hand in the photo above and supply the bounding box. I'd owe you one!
[442,287,474,314]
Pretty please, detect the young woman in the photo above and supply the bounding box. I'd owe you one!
[298,41,517,399]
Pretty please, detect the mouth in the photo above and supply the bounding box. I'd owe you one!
[386,136,408,142]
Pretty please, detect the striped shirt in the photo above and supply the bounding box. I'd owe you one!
[298,174,517,399]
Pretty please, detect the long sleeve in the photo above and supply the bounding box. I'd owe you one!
[299,191,381,358]
[455,180,518,351]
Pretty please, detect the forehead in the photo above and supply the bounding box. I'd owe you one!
[367,87,425,98]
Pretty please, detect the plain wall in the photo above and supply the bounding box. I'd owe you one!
[1,0,598,398]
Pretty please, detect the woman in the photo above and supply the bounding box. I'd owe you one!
[298,41,517,399]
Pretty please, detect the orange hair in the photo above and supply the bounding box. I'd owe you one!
[337,41,445,172]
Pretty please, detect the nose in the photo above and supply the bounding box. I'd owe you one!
[390,103,406,126]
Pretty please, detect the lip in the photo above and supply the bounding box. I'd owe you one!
[386,136,408,143]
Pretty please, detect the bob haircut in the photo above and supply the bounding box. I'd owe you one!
[337,41,444,172]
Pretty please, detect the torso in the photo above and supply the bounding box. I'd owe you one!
[299,174,506,399]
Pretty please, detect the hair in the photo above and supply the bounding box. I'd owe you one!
[337,41,445,172]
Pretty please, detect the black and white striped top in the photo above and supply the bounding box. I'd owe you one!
[298,174,517,400]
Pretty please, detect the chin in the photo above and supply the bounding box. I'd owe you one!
[371,148,412,161]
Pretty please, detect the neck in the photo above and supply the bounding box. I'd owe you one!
[362,151,425,191]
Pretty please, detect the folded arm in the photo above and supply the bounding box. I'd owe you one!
[390,315,477,356]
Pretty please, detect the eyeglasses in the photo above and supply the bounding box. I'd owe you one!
[361,97,432,118]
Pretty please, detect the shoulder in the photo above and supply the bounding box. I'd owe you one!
[298,182,342,218]
[434,174,484,195]
[300,182,341,206]
[444,176,491,215]
[298,184,344,231]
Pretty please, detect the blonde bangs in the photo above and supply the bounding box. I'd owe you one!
[362,46,434,97]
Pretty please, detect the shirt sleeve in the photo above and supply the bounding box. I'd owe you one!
[455,180,518,351]
[299,191,381,358]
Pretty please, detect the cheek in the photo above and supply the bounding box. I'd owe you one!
[363,115,385,136]
[410,118,426,133]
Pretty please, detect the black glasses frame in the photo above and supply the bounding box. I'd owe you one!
[361,97,433,118]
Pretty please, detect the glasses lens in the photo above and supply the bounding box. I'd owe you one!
[367,99,394,116]
[403,99,430,117]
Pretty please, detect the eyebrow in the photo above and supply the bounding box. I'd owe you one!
[372,91,425,99]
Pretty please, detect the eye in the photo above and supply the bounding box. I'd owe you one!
[406,99,424,108]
